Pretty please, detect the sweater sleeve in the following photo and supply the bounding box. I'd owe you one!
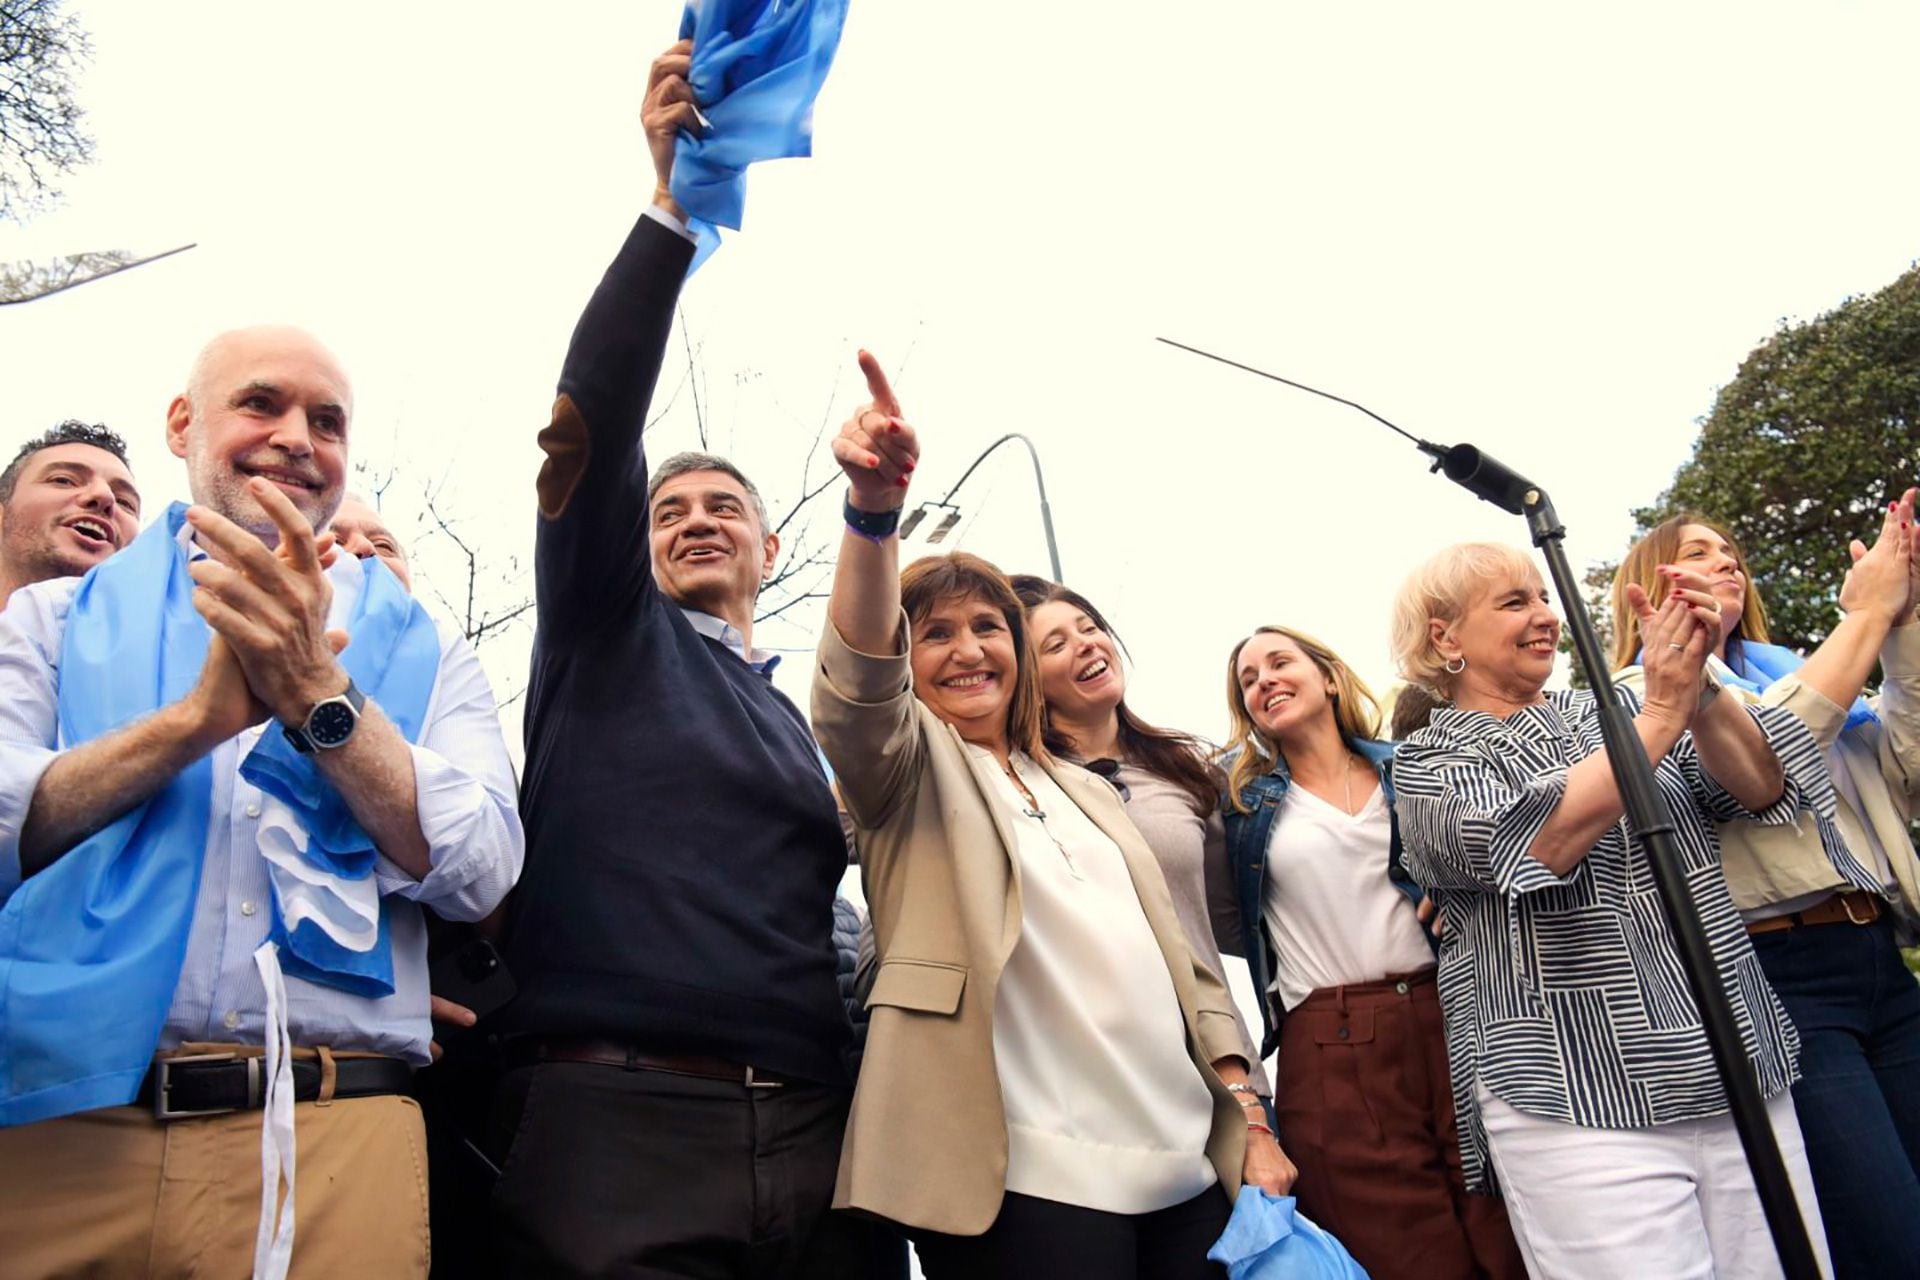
[533,211,697,640]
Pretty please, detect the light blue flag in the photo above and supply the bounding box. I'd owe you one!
[1208,1190,1371,1280]
[671,0,852,271]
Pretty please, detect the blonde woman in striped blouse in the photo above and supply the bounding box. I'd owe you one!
[1386,541,1834,1279]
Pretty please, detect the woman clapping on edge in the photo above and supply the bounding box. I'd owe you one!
[1213,625,1524,1280]
[1611,493,1920,1280]
[810,353,1292,1279]
[1390,541,1836,1278]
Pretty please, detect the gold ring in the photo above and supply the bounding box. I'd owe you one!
[1668,642,1686,650]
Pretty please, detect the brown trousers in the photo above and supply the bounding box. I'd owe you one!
[0,1093,429,1279]
[1275,970,1524,1280]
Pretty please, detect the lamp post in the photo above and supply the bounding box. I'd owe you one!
[896,432,1064,582]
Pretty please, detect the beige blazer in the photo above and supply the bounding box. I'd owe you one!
[812,618,1248,1236]
[1617,623,1920,916]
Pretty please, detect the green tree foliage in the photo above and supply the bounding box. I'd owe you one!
[1635,265,1920,655]
[1,0,95,221]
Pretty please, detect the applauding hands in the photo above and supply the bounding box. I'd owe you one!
[1840,487,1917,626]
[831,350,920,514]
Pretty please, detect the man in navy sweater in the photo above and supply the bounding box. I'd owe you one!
[489,39,862,1279]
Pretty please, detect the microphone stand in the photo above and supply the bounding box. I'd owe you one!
[1151,339,1821,1279]
[1421,442,1821,1280]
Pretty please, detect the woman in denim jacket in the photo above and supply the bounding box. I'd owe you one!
[1213,625,1522,1280]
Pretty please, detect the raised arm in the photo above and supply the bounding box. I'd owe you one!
[811,353,923,827]
[1758,493,1916,748]
[533,41,700,634]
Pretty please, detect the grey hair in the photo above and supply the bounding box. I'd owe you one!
[646,451,770,534]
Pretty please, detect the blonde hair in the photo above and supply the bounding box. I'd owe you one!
[1390,542,1542,697]
[898,552,1049,761]
[1221,626,1382,814]
[1609,513,1770,670]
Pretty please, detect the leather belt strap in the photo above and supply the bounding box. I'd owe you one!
[137,1051,413,1120]
[1746,890,1883,936]
[507,1036,785,1088]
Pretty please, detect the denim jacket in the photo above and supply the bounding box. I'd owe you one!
[1220,738,1433,1058]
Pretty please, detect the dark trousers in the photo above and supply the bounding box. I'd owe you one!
[1275,972,1524,1280]
[1749,914,1920,1280]
[488,1060,884,1279]
[909,1187,1231,1280]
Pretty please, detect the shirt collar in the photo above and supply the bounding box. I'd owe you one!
[679,607,781,676]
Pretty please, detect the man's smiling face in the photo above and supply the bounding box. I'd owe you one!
[166,326,352,541]
[647,469,777,616]
[0,442,141,584]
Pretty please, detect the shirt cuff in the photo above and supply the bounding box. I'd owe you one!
[372,742,524,921]
[643,202,699,244]
[1488,767,1586,896]
[0,744,58,901]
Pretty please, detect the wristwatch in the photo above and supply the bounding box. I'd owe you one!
[283,679,366,754]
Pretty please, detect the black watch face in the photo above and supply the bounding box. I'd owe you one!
[308,699,358,748]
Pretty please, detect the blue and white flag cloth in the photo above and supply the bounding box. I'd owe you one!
[671,0,852,271]
[0,503,438,1126]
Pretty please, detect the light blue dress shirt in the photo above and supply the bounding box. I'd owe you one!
[0,550,524,1065]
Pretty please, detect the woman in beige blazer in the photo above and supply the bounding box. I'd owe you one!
[1610,495,1920,1280]
[813,353,1292,1278]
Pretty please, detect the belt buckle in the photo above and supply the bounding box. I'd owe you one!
[744,1065,783,1091]
[152,1052,258,1121]
[1843,894,1878,926]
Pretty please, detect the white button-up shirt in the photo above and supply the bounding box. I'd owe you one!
[0,555,524,1065]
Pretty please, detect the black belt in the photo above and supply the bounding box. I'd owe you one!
[136,1052,413,1120]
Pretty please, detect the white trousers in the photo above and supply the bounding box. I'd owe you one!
[1477,1085,1833,1279]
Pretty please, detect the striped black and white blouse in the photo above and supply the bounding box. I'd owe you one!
[1394,687,1838,1193]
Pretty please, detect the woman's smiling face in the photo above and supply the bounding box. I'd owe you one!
[910,591,1020,744]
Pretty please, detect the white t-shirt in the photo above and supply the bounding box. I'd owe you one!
[1259,785,1434,1012]
[972,747,1218,1215]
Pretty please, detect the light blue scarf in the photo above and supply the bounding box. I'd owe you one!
[671,0,852,271]
[0,504,438,1125]
[1723,639,1879,731]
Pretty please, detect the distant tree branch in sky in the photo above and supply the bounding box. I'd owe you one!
[0,0,96,222]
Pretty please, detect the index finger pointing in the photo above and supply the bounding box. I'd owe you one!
[857,349,902,417]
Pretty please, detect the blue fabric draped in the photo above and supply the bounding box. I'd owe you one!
[671,0,851,271]
[1634,639,1879,732]
[1725,639,1879,731]
[0,505,438,1126]
[1207,1191,1371,1280]
[239,549,439,997]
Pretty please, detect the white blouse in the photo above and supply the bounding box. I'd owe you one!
[1259,786,1435,1012]
[971,747,1217,1215]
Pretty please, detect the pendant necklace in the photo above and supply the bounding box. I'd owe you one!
[1002,756,1085,880]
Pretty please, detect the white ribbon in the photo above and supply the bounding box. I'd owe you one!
[252,942,297,1280]
[256,795,382,956]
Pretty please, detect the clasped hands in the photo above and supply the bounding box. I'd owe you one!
[182,477,351,747]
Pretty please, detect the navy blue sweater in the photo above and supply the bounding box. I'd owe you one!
[503,212,852,1084]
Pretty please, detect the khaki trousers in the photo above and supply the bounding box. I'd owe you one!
[0,1093,430,1279]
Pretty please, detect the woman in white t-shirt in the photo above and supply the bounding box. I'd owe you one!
[1214,625,1523,1280]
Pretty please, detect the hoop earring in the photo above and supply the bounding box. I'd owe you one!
[1443,656,1467,675]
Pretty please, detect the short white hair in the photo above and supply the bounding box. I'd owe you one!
[1390,542,1541,695]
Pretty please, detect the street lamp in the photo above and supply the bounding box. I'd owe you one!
[897,432,1064,582]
